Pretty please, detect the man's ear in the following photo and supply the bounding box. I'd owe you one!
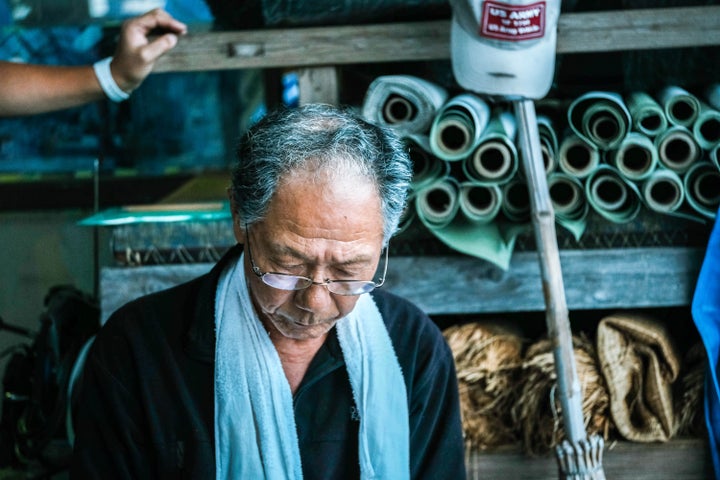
[228,187,246,244]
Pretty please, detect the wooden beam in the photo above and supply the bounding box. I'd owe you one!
[558,6,720,53]
[153,21,449,73]
[153,6,720,73]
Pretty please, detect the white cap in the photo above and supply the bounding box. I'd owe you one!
[450,0,560,99]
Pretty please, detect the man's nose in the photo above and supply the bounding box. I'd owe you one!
[294,281,336,316]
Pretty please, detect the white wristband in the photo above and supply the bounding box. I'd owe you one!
[93,56,130,102]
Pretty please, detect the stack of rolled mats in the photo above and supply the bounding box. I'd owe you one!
[362,76,720,270]
[442,313,706,456]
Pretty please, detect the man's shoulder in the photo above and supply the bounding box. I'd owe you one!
[99,267,214,347]
[370,288,427,321]
[371,289,448,352]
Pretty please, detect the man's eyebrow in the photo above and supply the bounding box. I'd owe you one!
[269,243,374,266]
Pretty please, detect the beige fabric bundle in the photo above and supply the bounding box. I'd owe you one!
[597,313,680,442]
[443,321,523,451]
[512,334,611,455]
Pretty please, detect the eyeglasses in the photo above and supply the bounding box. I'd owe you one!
[244,224,389,296]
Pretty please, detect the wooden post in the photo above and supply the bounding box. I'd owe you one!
[297,66,339,106]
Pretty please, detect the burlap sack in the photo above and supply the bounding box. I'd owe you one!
[597,313,680,442]
[443,321,523,451]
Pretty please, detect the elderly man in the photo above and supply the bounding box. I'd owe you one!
[71,104,466,479]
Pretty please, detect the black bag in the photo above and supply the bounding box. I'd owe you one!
[0,285,99,469]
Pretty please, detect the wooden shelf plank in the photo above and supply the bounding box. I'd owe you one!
[154,6,720,73]
[99,246,704,321]
[385,247,704,314]
[466,438,712,479]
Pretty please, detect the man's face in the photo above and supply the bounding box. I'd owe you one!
[233,169,385,342]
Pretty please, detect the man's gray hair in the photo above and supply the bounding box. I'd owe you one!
[230,104,412,243]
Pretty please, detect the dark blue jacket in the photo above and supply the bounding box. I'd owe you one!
[70,244,466,479]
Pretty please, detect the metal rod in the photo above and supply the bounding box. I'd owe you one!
[93,157,100,300]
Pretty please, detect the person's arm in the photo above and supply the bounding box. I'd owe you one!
[0,8,186,117]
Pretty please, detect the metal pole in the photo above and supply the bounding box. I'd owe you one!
[513,99,605,480]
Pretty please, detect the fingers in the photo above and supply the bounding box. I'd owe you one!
[142,32,180,63]
[111,9,186,91]
[131,8,187,36]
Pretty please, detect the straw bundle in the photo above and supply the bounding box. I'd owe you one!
[674,341,707,437]
[512,333,611,456]
[443,321,524,451]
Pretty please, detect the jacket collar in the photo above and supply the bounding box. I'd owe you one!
[183,243,244,362]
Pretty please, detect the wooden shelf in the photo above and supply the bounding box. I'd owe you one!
[154,6,720,73]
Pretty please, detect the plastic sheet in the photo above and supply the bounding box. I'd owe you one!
[78,202,231,226]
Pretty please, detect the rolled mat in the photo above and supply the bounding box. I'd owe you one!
[459,182,502,225]
[558,133,600,179]
[547,172,588,241]
[443,321,523,451]
[641,168,684,214]
[360,75,448,135]
[501,179,530,224]
[415,176,460,229]
[567,91,631,151]
[415,179,524,271]
[654,125,701,174]
[625,91,668,138]
[512,333,611,456]
[683,161,720,220]
[641,168,705,224]
[657,85,701,128]
[585,165,643,224]
[597,313,680,442]
[404,134,449,192]
[692,101,720,151]
[537,114,559,174]
[706,83,720,111]
[462,110,518,185]
[608,131,658,182]
[429,93,490,162]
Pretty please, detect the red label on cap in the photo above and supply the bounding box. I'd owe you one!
[480,1,546,41]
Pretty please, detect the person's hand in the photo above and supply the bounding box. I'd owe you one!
[110,8,187,93]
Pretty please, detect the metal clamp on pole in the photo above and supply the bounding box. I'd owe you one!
[448,0,606,477]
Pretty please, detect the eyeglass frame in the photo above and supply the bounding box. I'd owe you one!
[244,223,389,296]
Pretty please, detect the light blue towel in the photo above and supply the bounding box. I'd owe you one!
[214,253,409,479]
[691,210,720,480]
